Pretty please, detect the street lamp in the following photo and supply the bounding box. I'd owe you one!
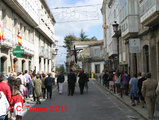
[112,21,119,33]
[112,21,121,71]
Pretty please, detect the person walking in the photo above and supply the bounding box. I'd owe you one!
[0,77,11,103]
[108,71,114,91]
[103,70,109,88]
[122,71,130,96]
[41,73,46,99]
[129,74,139,106]
[142,73,158,119]
[24,70,32,98]
[137,72,146,108]
[84,72,89,92]
[17,72,26,87]
[44,73,54,99]
[67,69,77,96]
[120,72,124,98]
[57,72,65,95]
[10,85,23,120]
[0,91,9,120]
[78,70,87,95]
[31,73,37,101]
[115,72,121,94]
[156,81,159,110]
[33,75,42,104]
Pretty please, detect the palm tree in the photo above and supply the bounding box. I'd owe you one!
[79,29,88,41]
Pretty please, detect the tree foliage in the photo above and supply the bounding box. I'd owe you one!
[64,35,77,50]
[64,30,98,51]
[79,29,88,41]
[56,64,65,73]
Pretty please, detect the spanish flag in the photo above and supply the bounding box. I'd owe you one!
[0,24,4,41]
[104,22,106,29]
[17,35,22,46]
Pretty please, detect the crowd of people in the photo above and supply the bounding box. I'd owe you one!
[102,70,159,119]
[0,70,55,120]
[0,69,89,120]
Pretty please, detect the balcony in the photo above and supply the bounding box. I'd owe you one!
[48,52,52,60]
[39,46,45,57]
[140,0,159,26]
[1,28,13,48]
[121,16,139,39]
[120,0,139,39]
[108,38,117,57]
[21,39,34,55]
[44,49,49,58]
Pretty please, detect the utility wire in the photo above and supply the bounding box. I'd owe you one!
[51,4,102,9]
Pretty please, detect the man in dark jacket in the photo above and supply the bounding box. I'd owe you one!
[44,73,54,99]
[78,70,87,95]
[68,69,76,96]
[57,72,65,95]
[138,72,146,108]
[103,71,109,88]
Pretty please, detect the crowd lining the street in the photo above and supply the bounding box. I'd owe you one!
[0,69,89,120]
[1,68,158,120]
[101,70,159,119]
[0,70,55,120]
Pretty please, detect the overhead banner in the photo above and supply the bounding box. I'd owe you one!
[129,39,141,53]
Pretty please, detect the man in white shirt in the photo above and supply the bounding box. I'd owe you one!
[17,72,26,86]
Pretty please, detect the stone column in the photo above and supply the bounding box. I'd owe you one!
[41,57,44,73]
[16,58,21,72]
[45,58,48,74]
[49,60,51,73]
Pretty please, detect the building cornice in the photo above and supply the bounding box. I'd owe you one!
[40,0,56,24]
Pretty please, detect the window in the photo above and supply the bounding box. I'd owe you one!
[95,64,100,73]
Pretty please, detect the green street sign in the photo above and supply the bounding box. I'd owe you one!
[13,46,24,57]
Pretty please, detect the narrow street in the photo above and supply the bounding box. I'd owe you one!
[23,80,143,120]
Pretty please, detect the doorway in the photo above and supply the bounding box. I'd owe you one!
[13,58,18,72]
[22,60,25,72]
[0,56,7,73]
[143,45,149,73]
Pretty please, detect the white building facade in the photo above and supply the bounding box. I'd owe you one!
[102,0,159,80]
[0,0,57,74]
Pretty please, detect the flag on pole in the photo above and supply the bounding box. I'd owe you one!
[104,22,106,29]
[17,35,22,46]
[0,24,4,41]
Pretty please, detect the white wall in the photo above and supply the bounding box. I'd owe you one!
[91,62,104,73]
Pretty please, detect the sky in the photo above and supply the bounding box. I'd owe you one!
[46,0,103,66]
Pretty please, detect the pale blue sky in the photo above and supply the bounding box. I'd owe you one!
[46,0,103,65]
